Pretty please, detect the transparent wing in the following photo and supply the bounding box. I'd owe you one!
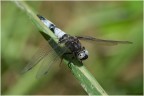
[21,39,58,73]
[76,36,132,46]
[36,45,69,79]
[21,45,51,73]
[35,49,60,79]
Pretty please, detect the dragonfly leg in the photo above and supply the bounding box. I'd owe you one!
[59,58,63,67]
[67,56,75,69]
[59,52,73,67]
[68,61,72,69]
[63,52,75,69]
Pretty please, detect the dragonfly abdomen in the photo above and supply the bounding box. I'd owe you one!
[37,14,66,39]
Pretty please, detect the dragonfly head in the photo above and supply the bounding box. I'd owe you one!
[77,49,88,61]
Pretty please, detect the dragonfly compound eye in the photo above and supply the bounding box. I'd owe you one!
[84,49,88,55]
[78,51,88,60]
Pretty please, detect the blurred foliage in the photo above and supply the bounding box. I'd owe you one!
[1,1,143,95]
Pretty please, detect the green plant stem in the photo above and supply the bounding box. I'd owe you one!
[13,1,108,95]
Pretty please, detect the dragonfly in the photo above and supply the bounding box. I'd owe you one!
[22,14,132,78]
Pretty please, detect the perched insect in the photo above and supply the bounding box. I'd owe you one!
[22,14,132,78]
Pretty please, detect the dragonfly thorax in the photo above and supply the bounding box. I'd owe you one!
[59,34,89,61]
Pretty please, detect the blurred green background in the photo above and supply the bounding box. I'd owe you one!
[1,1,143,95]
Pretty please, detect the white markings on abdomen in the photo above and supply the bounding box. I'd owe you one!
[37,15,66,39]
[53,28,66,39]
